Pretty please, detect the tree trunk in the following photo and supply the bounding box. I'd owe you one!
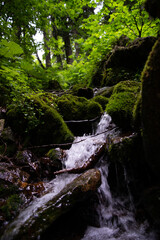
[51,19,63,69]
[43,30,51,68]
[63,31,73,64]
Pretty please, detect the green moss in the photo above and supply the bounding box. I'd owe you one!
[92,96,109,110]
[113,80,141,95]
[0,194,23,220]
[103,68,140,86]
[105,80,141,130]
[133,92,142,131]
[7,93,74,147]
[0,182,19,198]
[106,91,136,130]
[56,94,102,121]
[86,101,102,119]
[108,137,134,164]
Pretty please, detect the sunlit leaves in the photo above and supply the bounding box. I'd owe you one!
[0,40,23,59]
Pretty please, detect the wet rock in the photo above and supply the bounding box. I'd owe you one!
[19,181,45,199]
[107,133,149,199]
[94,86,114,98]
[0,127,17,157]
[2,169,101,240]
[0,163,30,184]
[15,150,41,181]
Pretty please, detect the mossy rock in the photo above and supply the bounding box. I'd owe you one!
[141,38,160,180]
[2,169,101,240]
[103,67,141,86]
[106,81,141,130]
[56,94,102,121]
[92,95,109,110]
[71,84,94,99]
[108,134,138,164]
[90,37,156,87]
[106,92,135,129]
[0,180,22,224]
[95,86,114,98]
[7,94,74,148]
[133,92,142,131]
[113,80,141,94]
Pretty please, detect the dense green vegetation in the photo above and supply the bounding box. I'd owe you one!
[0,0,159,98]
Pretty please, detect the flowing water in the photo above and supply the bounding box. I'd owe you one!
[1,113,158,239]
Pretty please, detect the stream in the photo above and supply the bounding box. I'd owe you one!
[1,113,158,240]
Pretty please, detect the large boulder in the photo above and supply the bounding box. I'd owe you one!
[106,80,141,130]
[141,38,160,180]
[91,37,156,87]
[56,94,103,135]
[6,94,74,149]
[2,169,101,240]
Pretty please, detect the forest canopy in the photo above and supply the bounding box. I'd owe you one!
[0,0,160,95]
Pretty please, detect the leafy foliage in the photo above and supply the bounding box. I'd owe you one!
[0,0,159,106]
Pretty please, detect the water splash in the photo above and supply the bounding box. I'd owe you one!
[64,113,112,169]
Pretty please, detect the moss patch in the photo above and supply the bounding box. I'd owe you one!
[7,93,74,147]
[106,81,141,130]
[113,80,141,94]
[92,95,109,110]
[56,94,102,121]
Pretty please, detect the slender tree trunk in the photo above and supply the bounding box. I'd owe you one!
[36,52,46,69]
[51,17,63,69]
[63,31,73,64]
[43,30,51,68]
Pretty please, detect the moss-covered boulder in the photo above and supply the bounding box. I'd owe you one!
[133,92,142,131]
[56,94,102,121]
[92,95,109,110]
[141,38,160,180]
[91,37,156,87]
[0,181,23,225]
[106,81,141,130]
[6,94,74,148]
[71,85,94,99]
[2,169,101,240]
[56,94,102,135]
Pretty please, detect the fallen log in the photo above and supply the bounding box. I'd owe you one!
[54,143,106,175]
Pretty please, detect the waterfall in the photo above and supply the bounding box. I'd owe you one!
[81,151,157,240]
[1,113,158,240]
